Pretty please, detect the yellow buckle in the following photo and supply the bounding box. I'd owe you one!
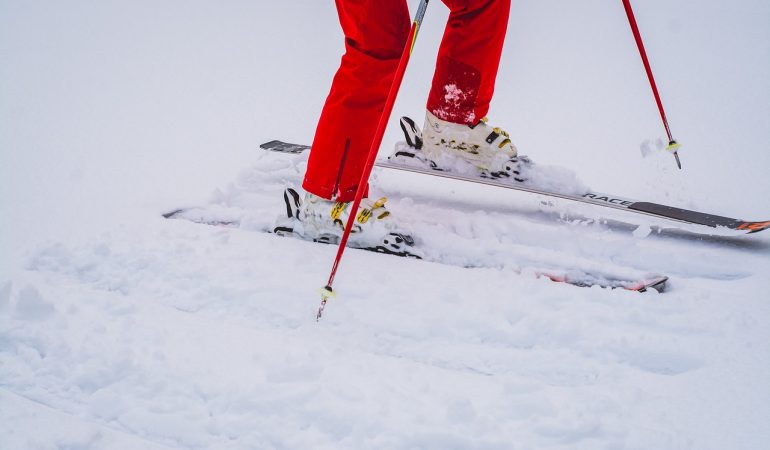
[356,197,387,224]
[357,208,372,224]
[330,202,347,220]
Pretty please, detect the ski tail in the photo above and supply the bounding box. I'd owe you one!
[260,140,309,154]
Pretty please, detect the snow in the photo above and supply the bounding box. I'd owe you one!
[2,0,770,449]
[435,84,477,123]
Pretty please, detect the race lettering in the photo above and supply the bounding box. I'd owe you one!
[583,193,633,206]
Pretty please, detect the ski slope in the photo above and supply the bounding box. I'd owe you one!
[2,1,770,449]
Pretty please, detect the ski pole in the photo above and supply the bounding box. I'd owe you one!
[317,0,431,321]
[621,0,682,169]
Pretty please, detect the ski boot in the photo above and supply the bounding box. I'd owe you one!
[394,111,528,182]
[274,188,420,258]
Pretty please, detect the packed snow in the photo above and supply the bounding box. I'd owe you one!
[2,1,769,449]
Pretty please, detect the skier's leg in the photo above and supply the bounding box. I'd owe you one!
[303,0,411,202]
[428,0,511,124]
[409,0,518,177]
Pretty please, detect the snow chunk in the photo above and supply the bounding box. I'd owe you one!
[443,84,465,102]
[435,83,477,123]
[640,138,665,158]
[632,224,653,238]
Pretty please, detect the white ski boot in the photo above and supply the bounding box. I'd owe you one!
[274,188,419,258]
[397,111,527,181]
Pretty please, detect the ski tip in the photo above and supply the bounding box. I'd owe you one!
[736,220,770,234]
[537,273,668,293]
[631,276,668,293]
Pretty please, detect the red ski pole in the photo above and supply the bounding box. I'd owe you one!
[317,0,430,320]
[622,0,682,169]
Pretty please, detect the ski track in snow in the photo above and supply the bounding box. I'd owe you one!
[2,150,769,449]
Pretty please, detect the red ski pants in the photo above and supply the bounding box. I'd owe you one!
[303,0,510,201]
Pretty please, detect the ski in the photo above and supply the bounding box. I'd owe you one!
[540,272,668,293]
[259,139,770,235]
[162,207,668,293]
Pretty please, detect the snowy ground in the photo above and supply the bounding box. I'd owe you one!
[2,1,770,449]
